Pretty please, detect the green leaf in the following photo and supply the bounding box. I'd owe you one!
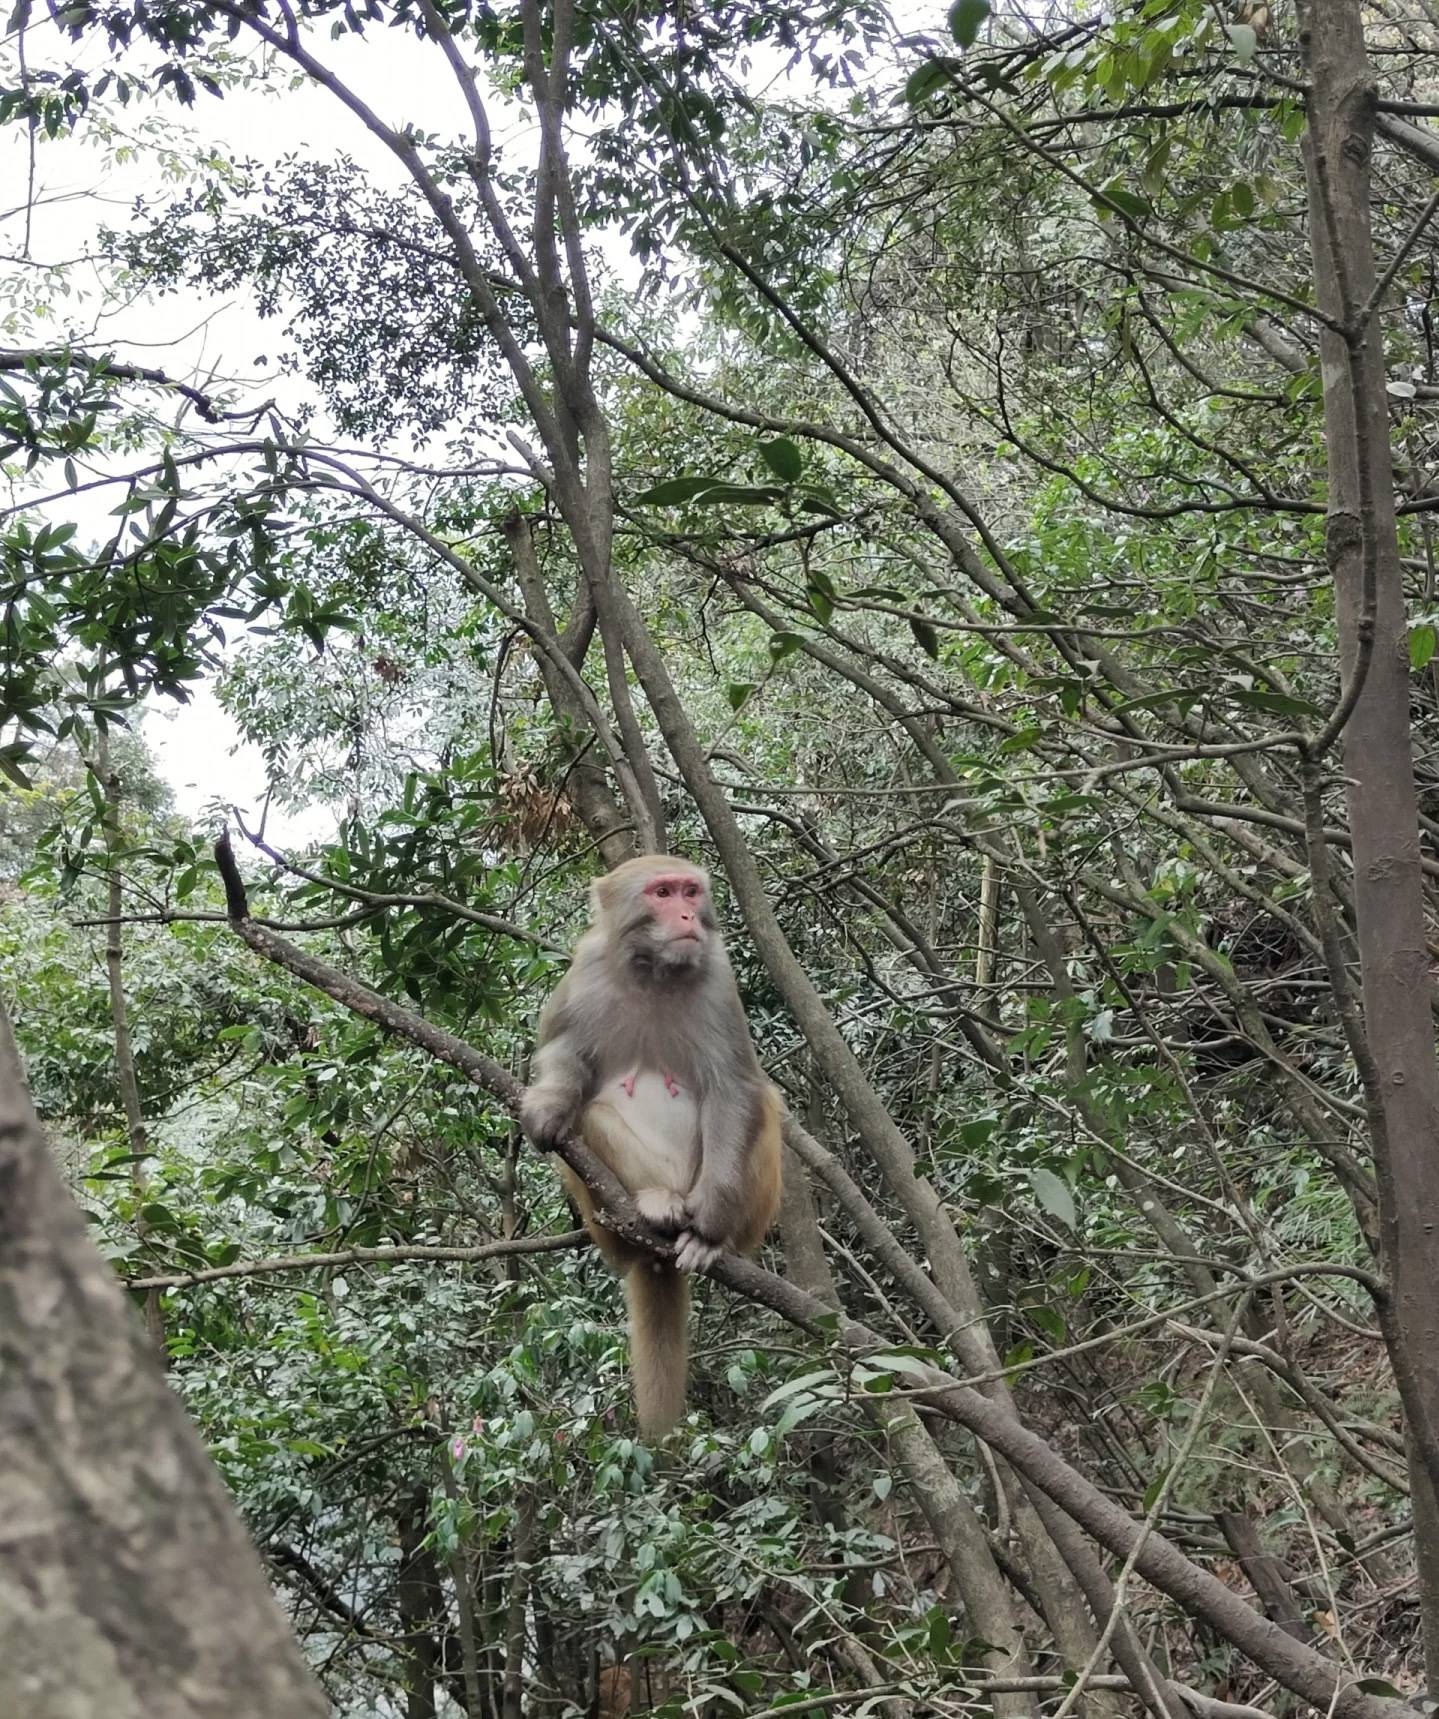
[774,1396,829,1438]
[1111,685,1204,716]
[1030,1167,1076,1230]
[770,632,805,661]
[873,1472,893,1500]
[1142,1466,1171,1511]
[762,1369,837,1409]
[948,0,990,45]
[0,745,34,789]
[797,484,844,518]
[1355,1680,1405,1699]
[632,474,722,505]
[1412,623,1437,670]
[909,616,941,659]
[1140,140,1171,198]
[758,438,803,482]
[726,682,755,711]
[904,60,949,105]
[1096,177,1152,222]
[1029,1304,1066,1345]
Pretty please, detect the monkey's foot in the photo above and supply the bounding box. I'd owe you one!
[635,1188,687,1232]
[675,1229,723,1274]
[662,1070,682,1097]
[619,1071,637,1098]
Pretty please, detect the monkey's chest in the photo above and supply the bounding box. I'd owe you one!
[593,1069,701,1179]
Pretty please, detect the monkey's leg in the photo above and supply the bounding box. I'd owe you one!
[566,1101,687,1273]
[729,1085,785,1256]
[583,1100,691,1235]
[573,1101,690,1437]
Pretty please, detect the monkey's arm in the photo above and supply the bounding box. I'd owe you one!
[519,986,595,1149]
[677,1078,769,1271]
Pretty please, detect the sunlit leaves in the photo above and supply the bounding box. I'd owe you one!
[1029,1166,1076,1230]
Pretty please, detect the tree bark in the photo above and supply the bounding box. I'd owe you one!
[96,733,165,1348]
[0,1001,328,1719]
[1302,0,1439,1679]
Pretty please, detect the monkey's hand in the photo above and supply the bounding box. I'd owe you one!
[675,1183,731,1272]
[634,1188,688,1233]
[674,1226,724,1273]
[519,1085,579,1151]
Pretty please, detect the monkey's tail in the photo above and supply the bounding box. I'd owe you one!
[624,1260,689,1439]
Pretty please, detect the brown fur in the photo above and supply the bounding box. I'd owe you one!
[561,1086,782,1436]
[527,856,784,1437]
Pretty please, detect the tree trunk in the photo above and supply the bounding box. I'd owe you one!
[398,1498,442,1719]
[0,1002,328,1719]
[96,733,165,1349]
[779,1133,1036,1717]
[1302,0,1439,1681]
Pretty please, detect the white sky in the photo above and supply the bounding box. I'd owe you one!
[4,7,933,846]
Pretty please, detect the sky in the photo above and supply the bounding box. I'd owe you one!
[4,5,930,846]
[6,21,545,841]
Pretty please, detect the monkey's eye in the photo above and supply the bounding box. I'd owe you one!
[683,883,700,898]
[654,885,670,898]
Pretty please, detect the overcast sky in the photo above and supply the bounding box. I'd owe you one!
[7,20,540,840]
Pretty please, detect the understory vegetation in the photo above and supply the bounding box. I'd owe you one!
[7,1,1439,1715]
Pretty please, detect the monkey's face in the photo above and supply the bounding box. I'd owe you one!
[621,868,715,975]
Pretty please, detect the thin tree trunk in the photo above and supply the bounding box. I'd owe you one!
[0,1001,328,1719]
[1302,0,1439,1679]
[95,732,164,1348]
[398,1499,442,1719]
[780,1131,1033,1718]
[502,1488,533,1719]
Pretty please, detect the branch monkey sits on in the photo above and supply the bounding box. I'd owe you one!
[520,855,783,1436]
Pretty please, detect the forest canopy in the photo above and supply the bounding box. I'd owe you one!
[5,0,1439,1715]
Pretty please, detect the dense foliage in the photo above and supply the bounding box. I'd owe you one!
[6,0,1439,1714]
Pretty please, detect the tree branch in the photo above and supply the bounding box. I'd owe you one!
[129,1231,585,1291]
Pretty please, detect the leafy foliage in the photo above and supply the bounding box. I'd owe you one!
[4,0,1436,1709]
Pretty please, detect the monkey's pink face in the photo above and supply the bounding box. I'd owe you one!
[643,873,707,951]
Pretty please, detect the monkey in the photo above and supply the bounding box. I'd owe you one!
[520,854,783,1437]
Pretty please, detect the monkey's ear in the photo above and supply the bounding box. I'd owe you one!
[589,874,611,920]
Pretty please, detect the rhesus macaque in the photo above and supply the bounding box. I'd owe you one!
[520,855,783,1436]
